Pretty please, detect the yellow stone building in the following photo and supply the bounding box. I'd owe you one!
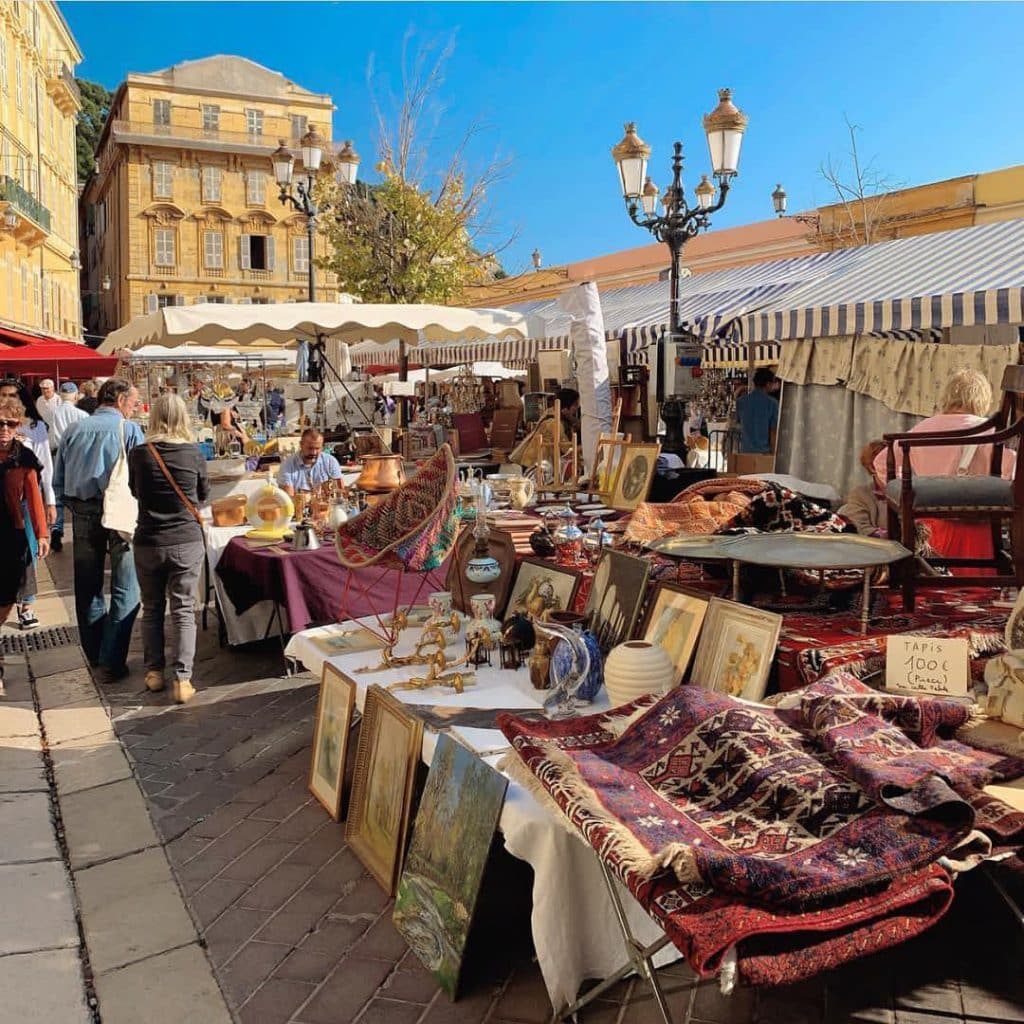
[81,56,339,336]
[0,0,82,341]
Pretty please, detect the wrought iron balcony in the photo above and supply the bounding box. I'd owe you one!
[0,175,51,248]
[45,60,80,114]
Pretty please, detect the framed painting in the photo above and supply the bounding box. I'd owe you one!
[504,558,582,624]
[584,550,650,654]
[394,734,508,1000]
[308,664,357,821]
[345,686,425,894]
[608,442,661,512]
[689,598,782,702]
[640,584,710,685]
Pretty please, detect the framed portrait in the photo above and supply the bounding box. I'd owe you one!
[345,686,424,894]
[640,584,710,685]
[394,734,508,999]
[590,435,628,500]
[504,558,582,624]
[308,664,357,821]
[585,550,650,653]
[689,598,782,702]
[609,443,662,512]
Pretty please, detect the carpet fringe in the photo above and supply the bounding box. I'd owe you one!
[502,736,702,885]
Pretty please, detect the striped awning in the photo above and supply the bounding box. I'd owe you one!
[742,219,1024,343]
[701,342,782,369]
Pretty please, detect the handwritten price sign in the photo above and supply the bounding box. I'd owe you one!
[884,636,970,697]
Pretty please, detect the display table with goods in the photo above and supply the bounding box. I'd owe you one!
[284,576,1024,1017]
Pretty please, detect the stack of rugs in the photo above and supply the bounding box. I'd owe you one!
[499,673,1024,987]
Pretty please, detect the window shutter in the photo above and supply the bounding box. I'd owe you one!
[238,297,252,305]
[239,234,251,270]
[222,296,232,304]
[265,236,276,271]
[194,295,207,304]
[145,293,158,314]
[174,294,186,306]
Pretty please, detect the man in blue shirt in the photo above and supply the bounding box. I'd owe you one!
[278,428,343,497]
[735,368,779,455]
[54,378,144,681]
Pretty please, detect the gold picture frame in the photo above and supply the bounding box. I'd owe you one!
[640,584,710,686]
[345,686,424,894]
[308,664,357,821]
[608,442,662,511]
[585,549,650,653]
[689,598,782,702]
[504,558,583,624]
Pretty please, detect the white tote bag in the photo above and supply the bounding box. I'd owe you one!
[101,418,138,540]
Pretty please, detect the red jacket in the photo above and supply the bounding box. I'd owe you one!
[2,442,47,540]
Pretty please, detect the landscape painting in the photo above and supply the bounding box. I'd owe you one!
[393,735,508,999]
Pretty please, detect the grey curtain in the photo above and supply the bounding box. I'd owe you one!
[776,382,919,499]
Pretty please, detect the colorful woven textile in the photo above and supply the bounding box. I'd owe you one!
[622,498,747,545]
[721,482,851,536]
[777,587,1006,690]
[499,673,1024,984]
[335,445,458,572]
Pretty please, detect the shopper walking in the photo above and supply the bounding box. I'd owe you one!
[77,380,99,415]
[0,379,56,627]
[0,394,49,690]
[129,394,208,703]
[48,382,86,551]
[35,378,60,426]
[54,378,143,681]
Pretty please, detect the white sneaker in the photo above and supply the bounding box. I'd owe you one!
[144,671,165,693]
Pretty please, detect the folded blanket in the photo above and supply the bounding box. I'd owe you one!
[499,673,1024,983]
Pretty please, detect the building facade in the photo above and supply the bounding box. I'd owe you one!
[0,0,82,341]
[81,56,338,336]
[467,164,1024,308]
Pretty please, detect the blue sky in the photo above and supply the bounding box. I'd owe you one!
[65,2,1024,276]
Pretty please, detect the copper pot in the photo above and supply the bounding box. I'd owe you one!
[356,453,406,493]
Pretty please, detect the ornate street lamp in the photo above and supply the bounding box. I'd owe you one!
[272,125,359,302]
[532,247,542,271]
[771,183,787,217]
[612,89,748,403]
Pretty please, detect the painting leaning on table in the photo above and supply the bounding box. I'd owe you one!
[393,734,508,999]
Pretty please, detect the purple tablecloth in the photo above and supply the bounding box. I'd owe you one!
[215,536,446,633]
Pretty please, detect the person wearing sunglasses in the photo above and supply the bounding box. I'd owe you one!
[0,395,50,691]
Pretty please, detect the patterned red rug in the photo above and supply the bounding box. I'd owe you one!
[499,674,1024,987]
[775,587,1007,691]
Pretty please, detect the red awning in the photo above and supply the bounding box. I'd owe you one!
[0,327,119,379]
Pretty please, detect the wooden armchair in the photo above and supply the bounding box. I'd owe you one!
[883,364,1024,610]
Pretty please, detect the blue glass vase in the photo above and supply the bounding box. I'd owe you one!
[552,629,603,704]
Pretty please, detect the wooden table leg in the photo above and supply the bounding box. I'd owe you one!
[861,569,871,635]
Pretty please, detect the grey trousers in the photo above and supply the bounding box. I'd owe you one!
[133,539,205,681]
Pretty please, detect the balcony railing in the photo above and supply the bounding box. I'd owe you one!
[46,60,81,106]
[110,120,316,154]
[0,175,51,232]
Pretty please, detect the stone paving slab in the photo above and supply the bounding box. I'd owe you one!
[0,704,45,737]
[0,735,47,793]
[77,847,199,974]
[0,948,91,1023]
[93,942,234,1024]
[51,734,132,795]
[42,704,114,747]
[0,861,79,955]
[61,776,160,869]
[0,790,61,863]
[35,668,104,711]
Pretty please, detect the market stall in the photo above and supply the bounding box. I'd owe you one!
[0,326,119,379]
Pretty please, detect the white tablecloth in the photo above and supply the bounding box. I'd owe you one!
[284,621,677,1009]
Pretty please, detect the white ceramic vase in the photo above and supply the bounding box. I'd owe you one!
[603,640,676,709]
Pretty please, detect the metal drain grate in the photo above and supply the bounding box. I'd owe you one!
[1,625,79,655]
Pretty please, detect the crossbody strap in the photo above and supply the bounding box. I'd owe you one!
[146,442,203,527]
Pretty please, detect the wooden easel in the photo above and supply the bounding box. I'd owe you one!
[536,399,580,499]
[587,400,627,501]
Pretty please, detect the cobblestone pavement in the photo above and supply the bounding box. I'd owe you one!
[16,546,1024,1023]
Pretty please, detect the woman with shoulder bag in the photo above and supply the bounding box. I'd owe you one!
[129,394,209,703]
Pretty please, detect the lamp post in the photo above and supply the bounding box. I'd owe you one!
[532,247,542,271]
[771,183,821,228]
[271,127,360,302]
[611,89,748,404]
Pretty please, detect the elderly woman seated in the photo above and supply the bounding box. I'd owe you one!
[873,367,1015,574]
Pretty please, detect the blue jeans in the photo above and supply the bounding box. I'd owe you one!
[66,499,140,670]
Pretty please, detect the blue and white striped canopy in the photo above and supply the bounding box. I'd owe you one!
[741,218,1024,343]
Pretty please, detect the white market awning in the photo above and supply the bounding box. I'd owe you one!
[98,301,529,354]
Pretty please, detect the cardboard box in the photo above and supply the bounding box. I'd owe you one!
[729,452,776,476]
